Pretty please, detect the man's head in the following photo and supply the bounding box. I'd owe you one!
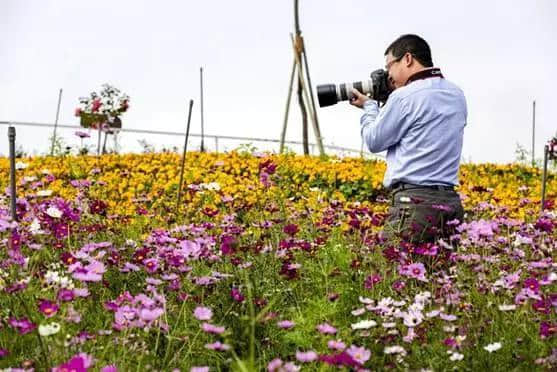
[384,34,433,89]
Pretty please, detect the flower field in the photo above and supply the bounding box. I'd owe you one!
[0,151,556,371]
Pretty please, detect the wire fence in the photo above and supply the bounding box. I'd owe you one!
[0,120,383,159]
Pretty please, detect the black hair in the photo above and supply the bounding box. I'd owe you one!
[384,34,433,68]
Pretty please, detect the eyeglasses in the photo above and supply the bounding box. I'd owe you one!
[385,55,403,71]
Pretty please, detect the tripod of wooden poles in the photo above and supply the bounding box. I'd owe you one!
[279,0,324,156]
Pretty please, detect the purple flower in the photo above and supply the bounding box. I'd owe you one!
[283,224,299,236]
[191,368,209,372]
[364,274,382,289]
[75,131,90,139]
[296,350,318,362]
[38,298,59,317]
[8,317,37,334]
[231,287,245,302]
[277,320,295,329]
[523,277,540,293]
[201,322,225,334]
[316,323,337,334]
[72,260,105,282]
[194,306,213,321]
[540,322,557,339]
[205,341,230,351]
[100,366,118,372]
[327,339,346,351]
[58,288,76,302]
[52,354,90,372]
[139,307,164,321]
[143,258,159,274]
[319,351,360,367]
[392,280,406,292]
[0,348,8,358]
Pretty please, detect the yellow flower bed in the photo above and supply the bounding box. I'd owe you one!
[0,153,554,220]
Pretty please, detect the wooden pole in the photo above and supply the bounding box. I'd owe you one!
[177,100,194,211]
[50,88,63,156]
[280,58,297,153]
[298,76,309,154]
[292,0,325,156]
[291,34,325,156]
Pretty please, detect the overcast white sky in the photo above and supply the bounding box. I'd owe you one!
[1,0,556,163]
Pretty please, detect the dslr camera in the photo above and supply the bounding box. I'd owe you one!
[317,69,393,107]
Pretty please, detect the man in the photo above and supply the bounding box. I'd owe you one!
[349,34,466,243]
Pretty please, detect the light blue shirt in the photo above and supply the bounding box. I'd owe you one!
[360,73,467,188]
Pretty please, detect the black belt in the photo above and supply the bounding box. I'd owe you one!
[390,182,454,192]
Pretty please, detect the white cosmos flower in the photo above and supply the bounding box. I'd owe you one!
[37,190,53,197]
[15,162,28,170]
[200,182,221,191]
[46,206,63,218]
[402,309,424,328]
[23,176,37,182]
[29,218,43,235]
[358,296,374,305]
[449,352,464,361]
[384,345,406,355]
[38,322,61,336]
[484,342,502,352]
[498,304,516,311]
[351,319,377,330]
[351,308,366,316]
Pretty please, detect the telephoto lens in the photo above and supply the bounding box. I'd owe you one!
[317,81,373,107]
[317,69,392,107]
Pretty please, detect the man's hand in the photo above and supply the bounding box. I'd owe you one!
[349,88,370,108]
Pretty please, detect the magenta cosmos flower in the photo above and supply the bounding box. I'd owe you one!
[38,298,59,318]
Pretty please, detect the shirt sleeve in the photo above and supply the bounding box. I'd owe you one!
[360,94,410,153]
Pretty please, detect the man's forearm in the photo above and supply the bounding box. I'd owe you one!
[360,100,381,152]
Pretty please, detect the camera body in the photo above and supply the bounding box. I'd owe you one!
[317,69,392,107]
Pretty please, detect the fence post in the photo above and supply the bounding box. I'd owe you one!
[8,126,17,221]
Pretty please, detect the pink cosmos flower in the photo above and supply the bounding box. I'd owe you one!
[296,350,318,362]
[346,345,371,365]
[205,341,230,351]
[277,320,295,329]
[190,367,209,372]
[201,322,225,334]
[194,306,213,321]
[327,339,347,351]
[72,260,106,282]
[316,323,337,334]
[139,307,164,321]
[74,131,90,139]
[399,262,428,282]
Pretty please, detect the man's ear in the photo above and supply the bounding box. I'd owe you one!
[404,52,413,67]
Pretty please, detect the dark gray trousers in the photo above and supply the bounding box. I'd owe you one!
[382,187,464,243]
